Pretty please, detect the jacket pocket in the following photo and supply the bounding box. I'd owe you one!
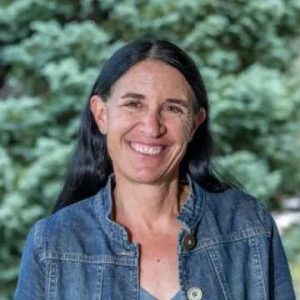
[46,260,104,300]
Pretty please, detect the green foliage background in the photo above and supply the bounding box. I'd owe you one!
[1,0,300,298]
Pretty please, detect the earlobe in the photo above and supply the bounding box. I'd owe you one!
[90,95,108,134]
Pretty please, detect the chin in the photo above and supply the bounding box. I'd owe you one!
[123,168,178,185]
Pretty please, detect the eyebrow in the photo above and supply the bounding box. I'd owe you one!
[166,98,189,108]
[121,92,145,100]
[121,92,189,108]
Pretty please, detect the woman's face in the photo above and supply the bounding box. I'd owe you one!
[90,59,205,185]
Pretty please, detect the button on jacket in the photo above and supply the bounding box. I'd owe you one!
[15,175,296,299]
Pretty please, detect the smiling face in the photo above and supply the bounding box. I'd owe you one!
[90,59,206,186]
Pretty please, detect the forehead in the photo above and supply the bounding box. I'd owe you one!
[110,59,195,100]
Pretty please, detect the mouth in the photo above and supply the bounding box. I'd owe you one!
[130,142,165,155]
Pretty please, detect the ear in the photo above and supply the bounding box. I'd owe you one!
[90,95,108,135]
[189,108,206,141]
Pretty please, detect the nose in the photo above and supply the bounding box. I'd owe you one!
[141,110,166,137]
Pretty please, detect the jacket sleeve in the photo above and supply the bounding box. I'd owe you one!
[14,221,46,300]
[268,215,296,300]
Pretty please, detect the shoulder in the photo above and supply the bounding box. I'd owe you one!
[30,194,105,255]
[195,182,273,235]
[44,194,99,231]
[206,187,265,211]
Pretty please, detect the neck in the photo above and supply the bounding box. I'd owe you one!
[113,175,188,232]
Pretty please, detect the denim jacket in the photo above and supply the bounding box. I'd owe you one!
[15,176,295,300]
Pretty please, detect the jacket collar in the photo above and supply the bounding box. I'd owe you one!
[177,175,206,233]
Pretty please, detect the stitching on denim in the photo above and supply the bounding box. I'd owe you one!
[95,264,104,300]
[47,261,58,300]
[129,250,139,300]
[208,248,230,300]
[42,252,137,266]
[249,237,267,300]
[178,230,189,299]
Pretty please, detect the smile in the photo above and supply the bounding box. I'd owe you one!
[130,142,163,155]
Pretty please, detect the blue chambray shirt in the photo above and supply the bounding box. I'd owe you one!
[15,175,296,299]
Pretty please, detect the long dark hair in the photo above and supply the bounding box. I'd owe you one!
[53,39,229,212]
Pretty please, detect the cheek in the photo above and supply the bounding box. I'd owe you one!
[178,117,193,141]
[108,107,122,121]
[106,108,130,131]
[165,118,193,148]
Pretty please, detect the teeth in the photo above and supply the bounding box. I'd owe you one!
[131,143,162,155]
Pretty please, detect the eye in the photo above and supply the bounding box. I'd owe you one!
[122,100,142,110]
[163,104,184,115]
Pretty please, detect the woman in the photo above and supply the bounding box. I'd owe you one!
[15,40,295,300]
